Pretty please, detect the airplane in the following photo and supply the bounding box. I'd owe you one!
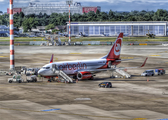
[38,33,148,82]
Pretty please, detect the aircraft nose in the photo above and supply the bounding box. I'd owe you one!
[38,69,44,76]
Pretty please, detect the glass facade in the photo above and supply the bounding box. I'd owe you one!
[68,25,166,36]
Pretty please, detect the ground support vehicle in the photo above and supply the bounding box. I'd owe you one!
[141,70,154,76]
[6,72,14,76]
[8,75,24,83]
[141,69,165,77]
[155,69,165,75]
[26,68,40,76]
[26,75,37,82]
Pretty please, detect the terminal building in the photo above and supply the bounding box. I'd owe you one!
[0,25,19,37]
[0,25,9,37]
[67,21,168,36]
[7,2,101,15]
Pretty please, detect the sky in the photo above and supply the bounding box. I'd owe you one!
[0,0,168,13]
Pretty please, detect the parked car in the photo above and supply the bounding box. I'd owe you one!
[141,70,154,76]
[98,82,112,88]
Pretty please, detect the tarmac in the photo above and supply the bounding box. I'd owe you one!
[1,45,168,55]
[0,45,168,120]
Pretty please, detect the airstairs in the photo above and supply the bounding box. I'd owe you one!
[55,70,73,83]
[115,69,131,78]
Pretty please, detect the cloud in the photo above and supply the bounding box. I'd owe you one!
[82,0,168,3]
[0,0,168,12]
[2,0,168,4]
[0,0,7,3]
[31,0,40,2]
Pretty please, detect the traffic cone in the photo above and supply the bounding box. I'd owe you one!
[147,79,149,82]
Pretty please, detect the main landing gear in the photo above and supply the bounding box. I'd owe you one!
[48,77,54,82]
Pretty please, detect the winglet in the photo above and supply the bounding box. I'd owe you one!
[50,54,54,63]
[141,57,148,67]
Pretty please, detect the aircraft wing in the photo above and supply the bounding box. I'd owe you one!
[76,68,115,73]
[76,58,148,73]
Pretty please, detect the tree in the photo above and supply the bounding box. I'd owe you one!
[45,24,55,30]
[0,14,9,26]
[6,9,168,33]
[87,11,96,21]
[22,18,29,32]
[52,29,59,34]
[22,17,38,32]
[108,10,115,20]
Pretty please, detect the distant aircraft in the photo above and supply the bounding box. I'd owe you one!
[38,33,148,82]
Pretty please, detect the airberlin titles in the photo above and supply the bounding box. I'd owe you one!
[58,62,87,71]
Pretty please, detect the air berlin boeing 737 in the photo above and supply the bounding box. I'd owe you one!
[38,33,148,80]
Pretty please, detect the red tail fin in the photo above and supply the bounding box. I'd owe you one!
[50,54,54,63]
[106,33,123,59]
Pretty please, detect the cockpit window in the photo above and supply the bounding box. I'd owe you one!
[42,67,50,69]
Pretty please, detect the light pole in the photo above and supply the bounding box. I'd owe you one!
[9,0,15,70]
[66,1,73,45]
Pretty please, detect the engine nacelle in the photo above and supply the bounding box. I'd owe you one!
[77,71,92,80]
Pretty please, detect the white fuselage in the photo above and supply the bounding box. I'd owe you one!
[38,59,107,77]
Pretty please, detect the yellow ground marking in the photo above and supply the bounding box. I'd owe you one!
[139,43,147,45]
[149,55,161,56]
[69,53,81,54]
[156,51,168,54]
[0,107,143,120]
[132,118,147,120]
[120,57,134,59]
[0,56,8,57]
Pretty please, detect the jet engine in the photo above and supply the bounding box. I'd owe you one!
[77,71,92,80]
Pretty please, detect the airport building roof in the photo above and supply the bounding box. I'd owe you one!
[0,25,9,30]
[67,21,167,26]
